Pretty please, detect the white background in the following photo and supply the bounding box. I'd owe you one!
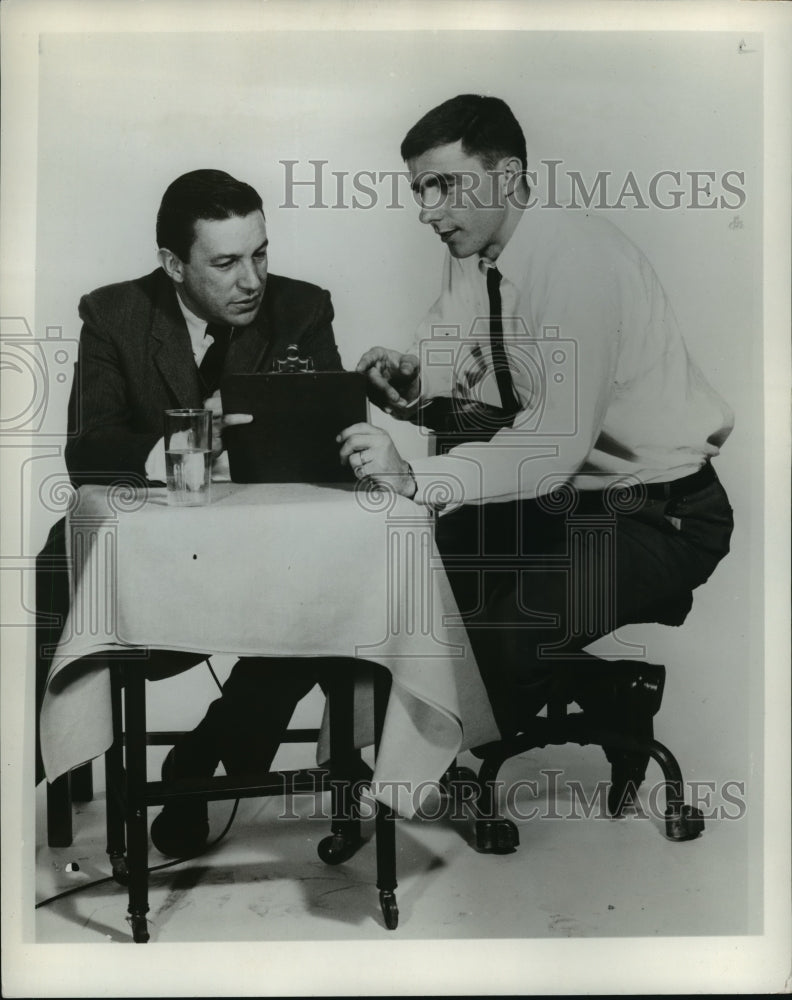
[2,1,790,996]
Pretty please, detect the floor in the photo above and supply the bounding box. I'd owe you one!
[35,740,758,946]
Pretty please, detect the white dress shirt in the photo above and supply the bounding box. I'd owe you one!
[408,208,734,510]
[144,296,233,482]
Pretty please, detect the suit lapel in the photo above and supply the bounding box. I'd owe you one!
[150,277,203,406]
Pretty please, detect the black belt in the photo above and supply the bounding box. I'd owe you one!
[639,461,717,501]
[574,462,717,513]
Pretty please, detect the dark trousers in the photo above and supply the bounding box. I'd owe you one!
[176,657,354,778]
[434,474,734,735]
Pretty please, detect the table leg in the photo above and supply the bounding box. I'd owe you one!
[317,668,364,865]
[105,666,128,884]
[122,668,150,943]
[373,667,398,930]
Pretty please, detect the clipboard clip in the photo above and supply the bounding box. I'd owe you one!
[273,344,315,373]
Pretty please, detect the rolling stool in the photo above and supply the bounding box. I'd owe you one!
[421,404,708,853]
[466,659,705,854]
[103,658,399,942]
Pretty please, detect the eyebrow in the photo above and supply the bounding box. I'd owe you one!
[209,238,269,263]
[411,172,456,194]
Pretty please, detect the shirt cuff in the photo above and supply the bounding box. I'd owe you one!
[211,450,231,482]
[384,379,428,420]
[408,453,487,513]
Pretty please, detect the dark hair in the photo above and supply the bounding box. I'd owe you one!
[156,169,264,261]
[400,94,527,171]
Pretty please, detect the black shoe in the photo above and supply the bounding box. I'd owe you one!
[572,660,665,717]
[149,748,210,858]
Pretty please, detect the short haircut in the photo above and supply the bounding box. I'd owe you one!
[156,169,264,261]
[400,94,527,172]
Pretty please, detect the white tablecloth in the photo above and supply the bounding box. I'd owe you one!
[40,482,499,816]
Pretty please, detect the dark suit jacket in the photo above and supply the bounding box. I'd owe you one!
[65,267,343,485]
[37,268,343,782]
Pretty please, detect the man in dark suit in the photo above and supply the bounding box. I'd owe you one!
[45,169,345,855]
[66,170,341,483]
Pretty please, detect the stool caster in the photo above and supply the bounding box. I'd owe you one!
[665,804,705,842]
[317,832,364,866]
[379,889,399,930]
[129,915,149,943]
[110,853,129,886]
[474,818,519,854]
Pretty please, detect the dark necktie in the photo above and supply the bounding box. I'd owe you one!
[486,266,520,415]
[198,323,231,395]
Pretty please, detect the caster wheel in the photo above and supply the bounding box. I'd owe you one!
[380,890,399,930]
[665,804,705,841]
[130,917,149,943]
[474,819,519,854]
[317,832,363,865]
[110,856,129,886]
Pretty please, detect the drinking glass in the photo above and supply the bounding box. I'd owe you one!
[164,409,212,506]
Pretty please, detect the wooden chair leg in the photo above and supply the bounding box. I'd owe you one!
[71,761,94,802]
[46,763,95,850]
[46,773,73,848]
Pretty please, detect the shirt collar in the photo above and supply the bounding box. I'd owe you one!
[175,292,209,336]
[174,293,233,358]
[474,206,532,286]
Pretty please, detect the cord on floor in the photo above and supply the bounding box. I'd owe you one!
[37,658,238,910]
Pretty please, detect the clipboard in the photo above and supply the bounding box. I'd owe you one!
[220,371,368,483]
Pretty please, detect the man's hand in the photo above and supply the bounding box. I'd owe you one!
[356,347,420,413]
[337,423,417,499]
[204,391,252,459]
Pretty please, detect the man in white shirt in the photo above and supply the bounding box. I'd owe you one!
[339,95,734,810]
